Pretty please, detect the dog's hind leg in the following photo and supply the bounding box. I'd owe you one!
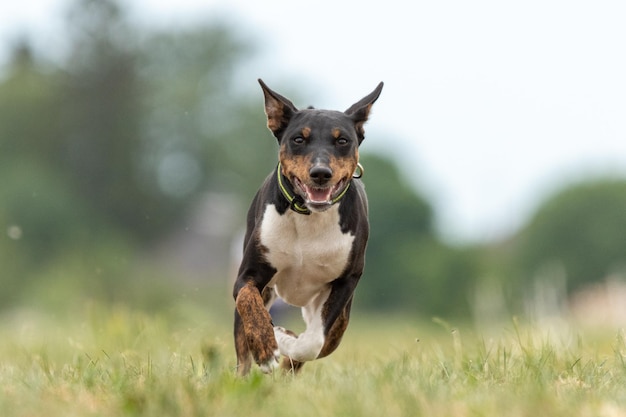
[274,274,359,368]
[317,299,352,359]
[261,286,277,310]
[281,357,305,374]
[273,287,329,363]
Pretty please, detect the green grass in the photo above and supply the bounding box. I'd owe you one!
[1,302,625,417]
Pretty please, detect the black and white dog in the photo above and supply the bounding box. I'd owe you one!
[233,79,383,375]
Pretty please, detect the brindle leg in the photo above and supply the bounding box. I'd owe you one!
[234,281,280,375]
[317,300,351,358]
[234,309,252,375]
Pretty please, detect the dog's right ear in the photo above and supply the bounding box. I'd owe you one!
[258,79,298,140]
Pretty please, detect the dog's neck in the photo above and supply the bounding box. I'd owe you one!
[276,164,311,215]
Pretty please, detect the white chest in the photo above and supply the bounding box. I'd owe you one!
[258,204,354,307]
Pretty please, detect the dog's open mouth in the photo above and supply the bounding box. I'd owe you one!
[294,178,346,208]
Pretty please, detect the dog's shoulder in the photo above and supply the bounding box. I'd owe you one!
[243,169,287,239]
[338,178,369,235]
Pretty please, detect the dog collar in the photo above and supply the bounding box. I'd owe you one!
[276,162,352,215]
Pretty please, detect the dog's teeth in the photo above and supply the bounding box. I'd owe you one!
[306,186,332,202]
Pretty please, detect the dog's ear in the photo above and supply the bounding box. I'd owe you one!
[344,82,384,143]
[258,79,298,140]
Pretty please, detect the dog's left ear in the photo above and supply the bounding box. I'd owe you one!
[258,79,299,141]
[344,82,384,143]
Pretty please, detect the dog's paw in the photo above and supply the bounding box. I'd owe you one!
[274,326,297,338]
[274,326,298,356]
[258,349,281,374]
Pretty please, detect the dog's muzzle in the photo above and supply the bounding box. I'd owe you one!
[276,162,352,214]
[293,177,348,211]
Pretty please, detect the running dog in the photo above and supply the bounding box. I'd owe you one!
[233,79,383,375]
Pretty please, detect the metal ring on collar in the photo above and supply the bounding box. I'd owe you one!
[353,162,364,179]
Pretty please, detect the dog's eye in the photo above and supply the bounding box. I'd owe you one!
[336,137,349,146]
[292,136,305,145]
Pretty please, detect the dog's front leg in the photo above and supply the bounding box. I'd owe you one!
[234,281,280,375]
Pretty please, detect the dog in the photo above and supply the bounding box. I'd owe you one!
[232,79,383,375]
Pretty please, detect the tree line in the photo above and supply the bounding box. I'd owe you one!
[2,0,625,318]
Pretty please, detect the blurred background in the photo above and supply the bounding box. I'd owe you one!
[1,0,626,325]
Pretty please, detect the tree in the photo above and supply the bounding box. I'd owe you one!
[0,0,487,316]
[353,154,476,315]
[513,179,626,295]
[60,0,177,239]
[57,0,268,240]
[136,25,275,204]
[0,0,267,308]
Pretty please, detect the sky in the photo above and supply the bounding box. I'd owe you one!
[2,0,626,244]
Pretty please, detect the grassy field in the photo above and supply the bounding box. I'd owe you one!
[1,299,625,417]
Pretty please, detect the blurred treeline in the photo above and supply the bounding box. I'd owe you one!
[2,0,626,319]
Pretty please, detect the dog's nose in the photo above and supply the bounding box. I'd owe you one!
[309,165,333,184]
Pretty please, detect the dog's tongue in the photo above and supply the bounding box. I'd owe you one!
[304,185,333,203]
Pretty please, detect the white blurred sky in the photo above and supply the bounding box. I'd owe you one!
[2,0,626,244]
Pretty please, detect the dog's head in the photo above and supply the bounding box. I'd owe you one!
[259,79,383,212]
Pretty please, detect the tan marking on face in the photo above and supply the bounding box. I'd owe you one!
[280,145,312,184]
[301,127,311,139]
[331,128,342,139]
[280,143,358,188]
[329,154,358,183]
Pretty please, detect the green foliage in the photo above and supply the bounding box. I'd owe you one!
[136,23,273,201]
[358,154,482,315]
[0,0,264,245]
[0,0,268,310]
[6,0,625,320]
[1,0,486,317]
[513,179,626,294]
[61,0,150,237]
[362,154,435,240]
